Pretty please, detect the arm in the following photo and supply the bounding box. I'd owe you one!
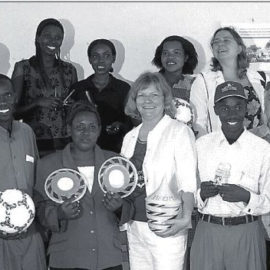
[189,74,210,138]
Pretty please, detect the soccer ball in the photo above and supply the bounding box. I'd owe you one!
[0,189,35,234]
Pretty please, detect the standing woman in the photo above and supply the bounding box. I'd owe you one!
[71,39,132,153]
[152,35,198,102]
[104,72,197,270]
[190,27,269,138]
[12,18,78,156]
[35,101,123,270]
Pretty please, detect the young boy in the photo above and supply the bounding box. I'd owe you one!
[191,81,270,270]
[0,74,46,270]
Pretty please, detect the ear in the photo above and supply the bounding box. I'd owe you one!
[112,55,116,63]
[184,55,189,63]
[214,104,219,116]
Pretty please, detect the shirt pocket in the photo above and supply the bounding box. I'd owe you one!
[238,170,259,193]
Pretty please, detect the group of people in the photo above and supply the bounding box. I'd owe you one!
[0,16,269,270]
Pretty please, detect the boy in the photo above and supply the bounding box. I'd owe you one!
[191,81,270,270]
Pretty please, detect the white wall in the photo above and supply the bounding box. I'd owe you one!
[1,1,270,82]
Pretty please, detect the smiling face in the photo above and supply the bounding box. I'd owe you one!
[70,111,101,152]
[136,84,164,122]
[89,43,115,75]
[0,79,15,127]
[161,40,187,74]
[211,30,242,62]
[36,24,64,56]
[214,96,246,140]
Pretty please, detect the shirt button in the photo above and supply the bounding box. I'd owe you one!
[90,230,95,234]
[92,248,96,252]
[90,211,94,215]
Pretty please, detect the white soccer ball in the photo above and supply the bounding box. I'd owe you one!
[0,189,35,234]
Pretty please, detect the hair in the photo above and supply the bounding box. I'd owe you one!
[66,101,101,127]
[152,35,198,75]
[210,27,249,78]
[29,18,65,88]
[125,72,176,120]
[87,39,116,58]
[87,39,116,73]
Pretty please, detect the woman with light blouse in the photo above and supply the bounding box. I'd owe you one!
[104,72,197,270]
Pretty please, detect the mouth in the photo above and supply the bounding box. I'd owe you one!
[0,108,9,114]
[166,61,177,65]
[47,46,56,51]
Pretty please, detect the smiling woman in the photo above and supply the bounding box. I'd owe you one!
[11,18,78,157]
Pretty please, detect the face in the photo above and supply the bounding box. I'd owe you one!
[37,25,64,56]
[214,96,246,138]
[161,41,187,74]
[89,44,115,75]
[70,111,101,152]
[136,84,164,122]
[0,79,15,125]
[211,30,242,61]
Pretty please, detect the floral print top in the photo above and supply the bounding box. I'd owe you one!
[243,85,262,129]
[12,58,77,151]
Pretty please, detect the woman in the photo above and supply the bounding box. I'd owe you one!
[12,18,78,156]
[190,26,269,138]
[152,36,198,126]
[104,72,197,270]
[34,101,123,270]
[71,39,132,153]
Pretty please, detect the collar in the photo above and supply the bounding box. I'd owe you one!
[0,120,18,139]
[217,128,247,146]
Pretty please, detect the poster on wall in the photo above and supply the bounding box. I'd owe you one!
[222,23,270,73]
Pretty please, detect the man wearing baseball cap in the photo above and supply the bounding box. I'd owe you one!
[190,81,270,270]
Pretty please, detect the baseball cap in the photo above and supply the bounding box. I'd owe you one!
[214,81,247,104]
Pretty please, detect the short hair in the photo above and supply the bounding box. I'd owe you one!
[0,74,13,91]
[152,35,198,74]
[210,27,249,78]
[87,39,116,58]
[125,72,176,120]
[66,101,101,127]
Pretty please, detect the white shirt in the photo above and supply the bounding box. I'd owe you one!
[121,115,197,197]
[190,69,268,138]
[196,129,270,218]
[78,166,95,193]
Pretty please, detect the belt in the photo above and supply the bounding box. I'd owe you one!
[199,213,258,226]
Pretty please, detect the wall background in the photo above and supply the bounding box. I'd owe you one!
[1,1,270,82]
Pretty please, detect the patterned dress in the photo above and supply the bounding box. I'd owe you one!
[12,58,77,155]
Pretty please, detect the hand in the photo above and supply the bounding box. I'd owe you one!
[57,197,81,220]
[36,97,61,109]
[200,181,220,201]
[154,216,191,238]
[219,184,250,203]
[103,192,123,211]
[106,122,123,135]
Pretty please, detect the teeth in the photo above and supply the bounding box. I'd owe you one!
[98,66,105,69]
[228,121,237,125]
[47,46,56,50]
[0,109,9,113]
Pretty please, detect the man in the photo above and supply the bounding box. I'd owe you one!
[0,74,46,270]
[190,81,270,270]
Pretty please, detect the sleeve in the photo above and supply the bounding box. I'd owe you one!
[189,74,210,138]
[242,152,270,216]
[34,159,67,232]
[174,125,197,194]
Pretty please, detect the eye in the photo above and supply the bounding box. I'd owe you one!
[220,106,229,113]
[104,54,111,59]
[162,51,169,56]
[235,105,242,111]
[174,50,183,56]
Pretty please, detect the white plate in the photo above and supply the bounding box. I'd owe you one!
[98,156,138,198]
[45,168,87,204]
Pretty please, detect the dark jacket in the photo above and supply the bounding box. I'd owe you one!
[35,144,122,269]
